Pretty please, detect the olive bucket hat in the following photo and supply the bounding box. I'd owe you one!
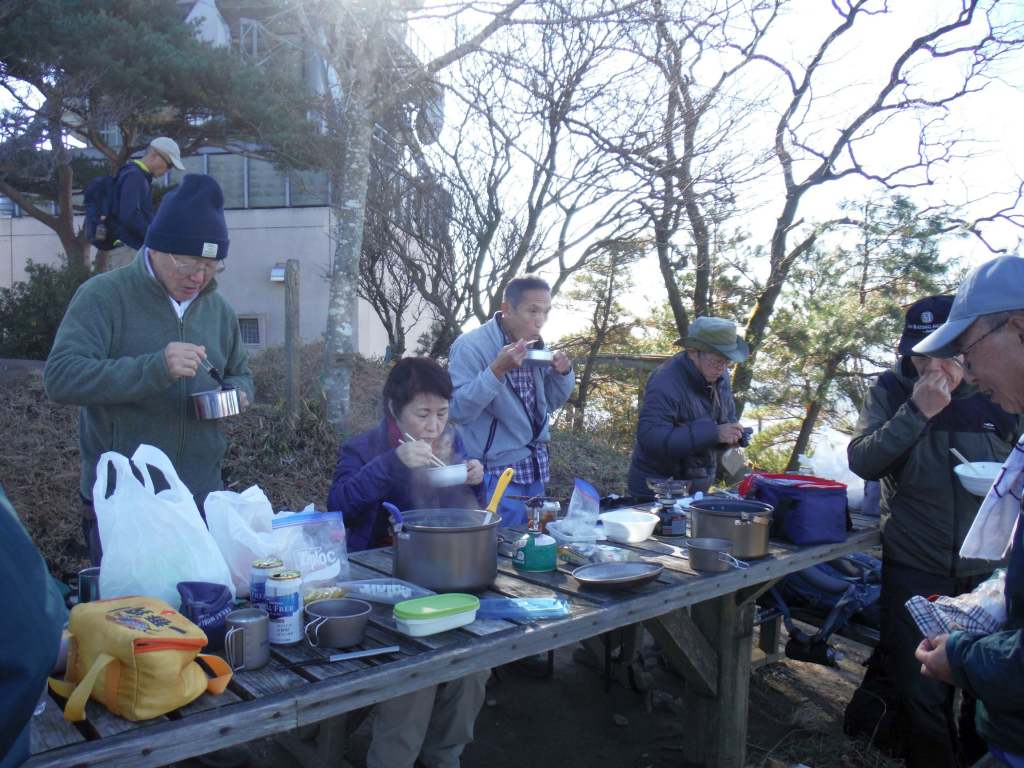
[675,316,750,363]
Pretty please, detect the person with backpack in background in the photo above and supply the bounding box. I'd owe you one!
[844,295,1022,768]
[92,137,184,270]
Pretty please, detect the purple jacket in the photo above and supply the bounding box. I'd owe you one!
[327,418,488,552]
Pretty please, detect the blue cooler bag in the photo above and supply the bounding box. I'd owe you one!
[741,473,849,545]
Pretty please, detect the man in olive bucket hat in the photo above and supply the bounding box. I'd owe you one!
[627,316,749,498]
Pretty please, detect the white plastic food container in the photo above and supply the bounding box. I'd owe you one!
[393,594,479,637]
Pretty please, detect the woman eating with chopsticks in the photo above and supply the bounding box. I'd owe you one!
[327,356,487,552]
[325,356,490,768]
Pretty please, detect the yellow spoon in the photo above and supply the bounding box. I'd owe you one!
[485,467,515,515]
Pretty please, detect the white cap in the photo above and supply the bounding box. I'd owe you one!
[913,256,1024,357]
[148,137,185,171]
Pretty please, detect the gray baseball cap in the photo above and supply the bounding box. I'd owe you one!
[148,136,185,171]
[913,256,1024,357]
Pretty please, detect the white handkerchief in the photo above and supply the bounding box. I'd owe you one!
[960,438,1024,560]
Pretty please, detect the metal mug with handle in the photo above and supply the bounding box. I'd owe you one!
[224,608,270,671]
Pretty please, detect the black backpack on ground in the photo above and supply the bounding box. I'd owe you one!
[83,171,123,250]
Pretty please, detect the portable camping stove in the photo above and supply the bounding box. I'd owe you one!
[646,478,692,538]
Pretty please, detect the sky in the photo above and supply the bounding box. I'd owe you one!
[413,0,1024,342]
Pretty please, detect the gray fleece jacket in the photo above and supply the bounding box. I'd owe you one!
[448,314,575,470]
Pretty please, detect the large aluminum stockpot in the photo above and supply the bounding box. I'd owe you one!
[687,498,773,559]
[391,509,502,593]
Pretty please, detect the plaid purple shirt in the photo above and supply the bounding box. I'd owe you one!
[487,321,550,484]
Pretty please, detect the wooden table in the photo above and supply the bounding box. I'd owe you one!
[26,512,879,768]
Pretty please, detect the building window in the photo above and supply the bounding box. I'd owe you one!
[238,317,262,346]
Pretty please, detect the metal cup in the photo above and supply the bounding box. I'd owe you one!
[224,608,270,671]
[78,567,101,604]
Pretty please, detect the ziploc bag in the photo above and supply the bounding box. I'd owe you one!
[559,478,600,536]
[476,598,570,620]
[272,507,350,598]
[333,579,435,605]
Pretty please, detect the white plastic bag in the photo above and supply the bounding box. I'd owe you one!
[798,430,864,510]
[94,444,235,609]
[205,486,279,598]
[560,478,601,537]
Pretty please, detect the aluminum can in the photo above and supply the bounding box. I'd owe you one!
[249,557,284,612]
[266,569,303,646]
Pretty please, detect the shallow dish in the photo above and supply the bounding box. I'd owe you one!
[954,461,1002,497]
[598,510,659,543]
[571,561,664,591]
[426,463,468,487]
[521,349,554,367]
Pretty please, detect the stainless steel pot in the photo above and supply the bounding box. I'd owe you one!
[391,509,502,593]
[192,387,241,420]
[688,498,773,559]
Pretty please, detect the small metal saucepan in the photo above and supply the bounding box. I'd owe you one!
[680,537,749,573]
[193,387,241,420]
[304,598,372,648]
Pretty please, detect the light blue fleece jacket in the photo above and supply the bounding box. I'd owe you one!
[448,314,575,470]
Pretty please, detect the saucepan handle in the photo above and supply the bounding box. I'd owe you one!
[718,552,749,570]
[305,616,326,647]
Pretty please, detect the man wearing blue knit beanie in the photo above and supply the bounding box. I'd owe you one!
[45,174,255,566]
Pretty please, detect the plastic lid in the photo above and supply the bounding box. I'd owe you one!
[393,593,480,620]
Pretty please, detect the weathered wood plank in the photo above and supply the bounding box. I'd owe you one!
[23,695,296,768]
[82,700,167,739]
[30,697,86,754]
[227,657,310,700]
[169,688,243,719]
[643,608,719,699]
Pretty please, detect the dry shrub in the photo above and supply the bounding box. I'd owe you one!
[0,372,89,576]
[219,345,389,512]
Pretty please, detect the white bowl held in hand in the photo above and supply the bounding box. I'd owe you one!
[954,461,1003,497]
[426,463,468,487]
[598,510,659,543]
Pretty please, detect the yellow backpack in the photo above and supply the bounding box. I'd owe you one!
[49,595,232,722]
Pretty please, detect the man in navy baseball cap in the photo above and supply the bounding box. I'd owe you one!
[912,256,1024,768]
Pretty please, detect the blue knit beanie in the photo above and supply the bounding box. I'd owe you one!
[144,174,230,259]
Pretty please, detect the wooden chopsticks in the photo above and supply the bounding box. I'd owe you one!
[399,433,447,468]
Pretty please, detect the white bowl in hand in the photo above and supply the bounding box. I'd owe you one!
[598,510,659,543]
[954,461,1003,497]
[425,463,468,487]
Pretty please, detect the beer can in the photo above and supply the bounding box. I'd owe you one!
[249,557,284,612]
[266,569,303,646]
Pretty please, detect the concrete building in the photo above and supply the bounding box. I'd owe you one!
[0,0,441,359]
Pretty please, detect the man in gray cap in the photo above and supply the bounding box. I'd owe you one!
[106,137,186,270]
[911,256,1024,768]
[627,316,748,497]
[844,295,1018,768]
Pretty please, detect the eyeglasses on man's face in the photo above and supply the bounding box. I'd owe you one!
[950,318,1009,373]
[167,252,226,276]
[700,352,732,370]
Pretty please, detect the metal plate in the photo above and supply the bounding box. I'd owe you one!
[571,561,664,591]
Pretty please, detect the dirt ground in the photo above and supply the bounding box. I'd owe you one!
[175,623,888,768]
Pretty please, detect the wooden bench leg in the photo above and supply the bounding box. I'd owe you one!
[752,614,785,668]
[675,593,755,768]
